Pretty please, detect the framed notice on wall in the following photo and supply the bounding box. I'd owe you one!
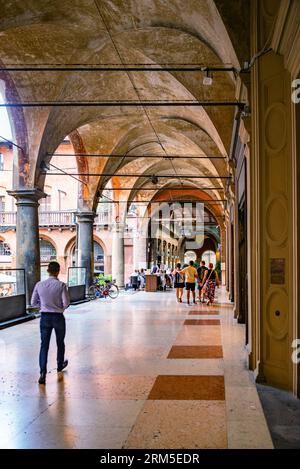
[270,258,285,285]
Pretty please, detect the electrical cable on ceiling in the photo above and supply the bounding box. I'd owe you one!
[93,0,184,187]
[0,100,244,107]
[99,187,224,191]
[96,199,225,203]
[0,64,236,72]
[241,10,277,72]
[42,171,229,179]
[49,152,227,159]
[48,163,88,186]
[0,135,24,152]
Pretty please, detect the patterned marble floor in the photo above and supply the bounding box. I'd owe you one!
[0,288,273,449]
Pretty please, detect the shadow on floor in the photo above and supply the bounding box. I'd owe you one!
[257,384,300,449]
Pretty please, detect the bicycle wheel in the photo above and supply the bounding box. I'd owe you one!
[88,285,96,300]
[108,284,119,299]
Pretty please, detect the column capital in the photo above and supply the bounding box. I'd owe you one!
[7,189,46,206]
[75,211,96,223]
[112,221,126,233]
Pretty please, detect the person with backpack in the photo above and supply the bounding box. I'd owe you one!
[201,262,220,305]
[173,262,185,303]
[197,260,208,303]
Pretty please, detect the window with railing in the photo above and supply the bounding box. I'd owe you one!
[94,241,104,273]
[0,240,11,256]
[0,196,5,211]
[97,196,112,224]
[40,239,57,262]
[39,194,51,212]
[58,190,67,211]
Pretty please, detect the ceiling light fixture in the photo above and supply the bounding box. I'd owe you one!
[151,175,159,185]
[203,71,213,86]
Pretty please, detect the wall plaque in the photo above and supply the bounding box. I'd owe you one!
[270,258,285,285]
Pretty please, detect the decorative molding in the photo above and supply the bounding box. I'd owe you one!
[276,0,300,76]
[271,0,291,52]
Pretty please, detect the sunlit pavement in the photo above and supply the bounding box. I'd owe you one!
[0,288,273,449]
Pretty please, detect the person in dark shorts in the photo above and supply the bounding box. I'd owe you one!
[172,262,185,302]
[197,260,208,302]
[180,260,200,306]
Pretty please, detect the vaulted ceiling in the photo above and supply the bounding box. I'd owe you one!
[0,0,249,217]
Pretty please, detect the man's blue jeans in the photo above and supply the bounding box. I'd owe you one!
[39,313,66,373]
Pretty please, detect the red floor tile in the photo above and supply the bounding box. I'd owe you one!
[167,345,223,359]
[148,375,225,400]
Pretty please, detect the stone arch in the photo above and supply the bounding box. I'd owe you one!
[0,62,29,188]
[64,235,76,259]
[93,234,107,257]
[39,233,58,252]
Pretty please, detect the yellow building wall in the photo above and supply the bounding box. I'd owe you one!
[250,0,296,391]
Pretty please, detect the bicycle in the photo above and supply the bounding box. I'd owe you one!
[88,278,119,300]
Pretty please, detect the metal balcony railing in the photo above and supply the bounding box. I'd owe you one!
[94,211,111,225]
[39,211,76,226]
[0,210,112,227]
[0,211,16,225]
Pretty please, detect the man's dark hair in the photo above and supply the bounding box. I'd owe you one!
[202,261,206,265]
[176,262,181,269]
[47,261,60,274]
[189,260,194,266]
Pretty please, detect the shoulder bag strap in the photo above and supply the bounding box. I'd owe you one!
[204,269,213,284]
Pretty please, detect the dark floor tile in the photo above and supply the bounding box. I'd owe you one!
[148,375,225,400]
[167,345,223,359]
[189,310,219,315]
[184,319,221,326]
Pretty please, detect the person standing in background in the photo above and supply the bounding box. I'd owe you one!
[201,262,220,305]
[138,269,146,289]
[31,261,70,385]
[173,262,185,303]
[197,260,208,302]
[180,260,200,306]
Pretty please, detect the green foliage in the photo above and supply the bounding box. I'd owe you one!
[96,273,112,285]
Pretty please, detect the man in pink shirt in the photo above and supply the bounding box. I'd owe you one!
[31,261,70,385]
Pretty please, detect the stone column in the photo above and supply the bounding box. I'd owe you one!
[133,232,147,270]
[220,228,226,286]
[157,238,162,265]
[178,243,185,265]
[228,211,235,303]
[233,195,239,319]
[151,238,158,267]
[112,222,125,287]
[8,189,45,305]
[225,217,230,292]
[76,211,96,288]
[171,246,175,269]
